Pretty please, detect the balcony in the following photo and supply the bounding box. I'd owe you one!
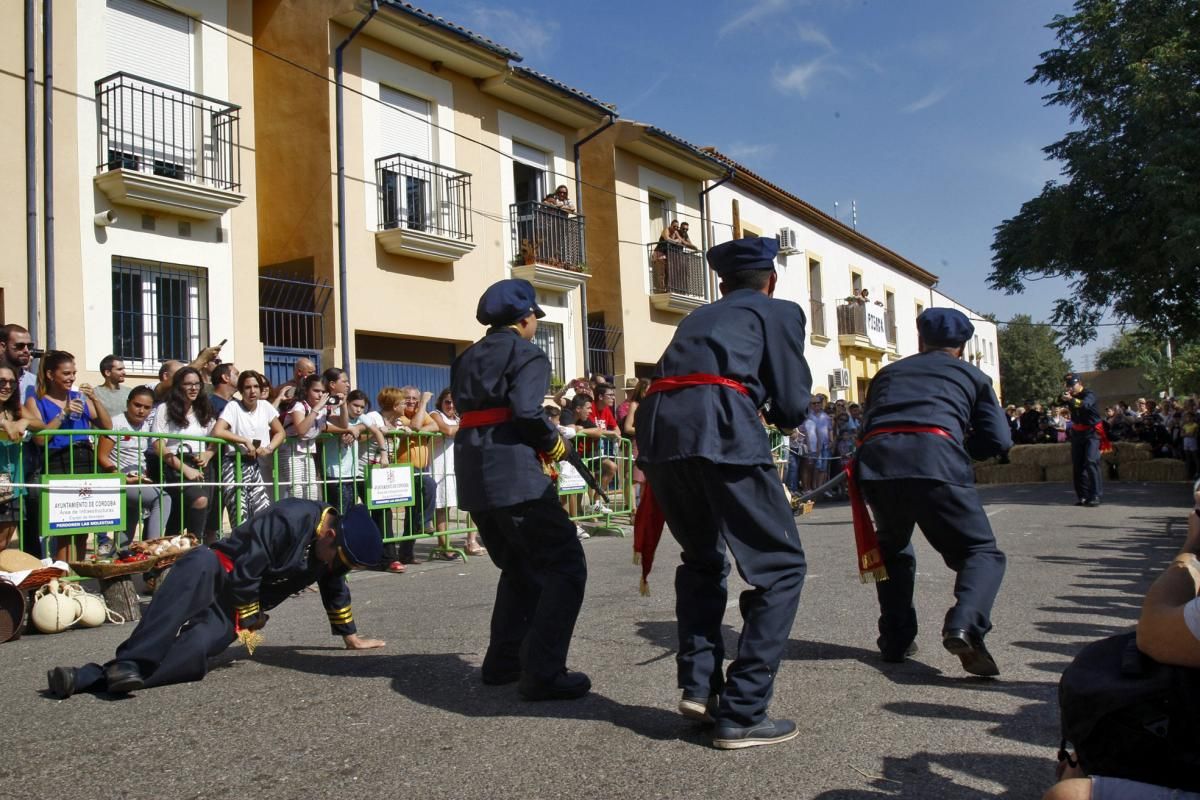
[809,298,829,345]
[94,72,244,219]
[836,301,889,352]
[376,153,475,262]
[646,242,707,314]
[510,201,589,292]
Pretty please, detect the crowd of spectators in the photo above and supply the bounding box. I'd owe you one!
[783,394,863,498]
[1006,395,1200,478]
[0,324,554,571]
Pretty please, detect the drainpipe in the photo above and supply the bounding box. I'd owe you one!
[700,167,734,301]
[334,0,379,373]
[572,113,615,377]
[43,0,55,348]
[24,0,38,340]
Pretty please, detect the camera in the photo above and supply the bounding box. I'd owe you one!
[326,395,342,407]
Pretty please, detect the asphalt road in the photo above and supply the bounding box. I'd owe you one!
[2,481,1194,800]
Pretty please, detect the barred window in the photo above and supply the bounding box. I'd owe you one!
[112,257,209,371]
[532,321,565,386]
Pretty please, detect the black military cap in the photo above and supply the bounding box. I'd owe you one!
[335,504,383,568]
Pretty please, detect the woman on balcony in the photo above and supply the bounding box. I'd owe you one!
[652,220,686,293]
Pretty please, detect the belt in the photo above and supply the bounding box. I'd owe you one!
[645,373,749,397]
[459,408,513,430]
[847,425,952,584]
[1071,422,1112,453]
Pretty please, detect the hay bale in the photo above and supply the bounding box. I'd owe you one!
[1121,459,1190,482]
[1043,463,1074,483]
[1103,441,1153,465]
[1008,444,1071,467]
[974,463,1044,484]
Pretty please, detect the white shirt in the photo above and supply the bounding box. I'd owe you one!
[106,413,150,473]
[150,403,214,453]
[219,401,279,452]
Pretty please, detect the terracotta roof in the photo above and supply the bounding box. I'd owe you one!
[703,147,938,285]
[380,1,524,62]
[513,67,616,112]
[634,124,728,169]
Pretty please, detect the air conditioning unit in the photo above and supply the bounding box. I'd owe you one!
[777,227,800,255]
[829,368,850,390]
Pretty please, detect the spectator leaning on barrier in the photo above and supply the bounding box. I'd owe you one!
[429,388,471,558]
[279,374,330,502]
[0,364,28,551]
[271,356,316,409]
[24,350,113,561]
[95,355,130,420]
[342,389,389,513]
[151,367,215,540]
[396,386,439,566]
[587,383,620,513]
[212,370,284,525]
[98,385,170,547]
[318,368,356,508]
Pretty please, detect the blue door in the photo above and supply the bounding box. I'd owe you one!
[355,360,452,410]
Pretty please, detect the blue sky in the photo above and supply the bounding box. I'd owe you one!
[427,0,1107,366]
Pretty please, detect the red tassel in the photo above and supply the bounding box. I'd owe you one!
[845,462,889,584]
[633,482,665,594]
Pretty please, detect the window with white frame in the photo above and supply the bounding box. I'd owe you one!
[532,321,565,386]
[111,257,209,371]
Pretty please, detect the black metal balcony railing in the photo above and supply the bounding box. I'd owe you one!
[837,302,869,337]
[510,202,585,271]
[646,242,706,299]
[96,72,241,191]
[809,299,826,337]
[377,153,472,241]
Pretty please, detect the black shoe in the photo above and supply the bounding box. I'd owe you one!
[47,666,77,699]
[878,638,919,663]
[518,669,591,701]
[1074,499,1085,506]
[713,717,799,750]
[1083,498,1101,507]
[480,668,522,686]
[942,629,999,677]
[678,692,719,723]
[104,660,145,694]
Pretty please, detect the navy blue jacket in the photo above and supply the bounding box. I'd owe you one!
[210,499,356,635]
[451,327,562,512]
[636,288,812,467]
[1067,388,1103,428]
[857,350,1011,485]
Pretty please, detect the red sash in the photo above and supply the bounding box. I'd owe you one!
[633,374,749,595]
[847,425,954,584]
[459,408,513,430]
[214,549,235,573]
[1071,422,1113,453]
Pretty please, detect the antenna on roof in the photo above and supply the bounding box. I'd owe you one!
[834,201,839,220]
[852,200,857,231]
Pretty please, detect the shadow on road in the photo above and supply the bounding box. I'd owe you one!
[812,751,1053,799]
[250,646,708,745]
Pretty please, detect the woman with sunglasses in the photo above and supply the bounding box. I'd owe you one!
[150,366,216,540]
[213,370,285,523]
[23,350,112,559]
[0,366,28,551]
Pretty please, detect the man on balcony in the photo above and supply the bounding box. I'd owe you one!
[635,236,812,749]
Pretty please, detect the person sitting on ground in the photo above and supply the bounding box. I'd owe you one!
[98,385,170,546]
[1044,483,1200,800]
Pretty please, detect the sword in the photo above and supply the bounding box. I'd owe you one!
[561,445,610,504]
[791,471,848,507]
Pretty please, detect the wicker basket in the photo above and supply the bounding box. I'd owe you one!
[15,567,68,591]
[69,557,159,579]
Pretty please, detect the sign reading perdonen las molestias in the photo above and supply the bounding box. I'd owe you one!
[42,474,126,537]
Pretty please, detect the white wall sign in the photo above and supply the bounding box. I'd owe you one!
[42,475,126,534]
[368,464,416,508]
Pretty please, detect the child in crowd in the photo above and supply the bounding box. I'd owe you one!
[1183,410,1198,479]
[546,403,588,540]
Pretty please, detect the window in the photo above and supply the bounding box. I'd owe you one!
[532,321,565,386]
[379,87,434,232]
[851,272,863,294]
[648,193,671,240]
[512,142,549,204]
[112,257,209,371]
[884,291,897,345]
[915,302,925,318]
[807,258,825,337]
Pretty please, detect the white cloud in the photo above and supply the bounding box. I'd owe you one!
[901,86,951,114]
[794,22,832,50]
[771,56,846,96]
[465,7,559,60]
[719,0,792,38]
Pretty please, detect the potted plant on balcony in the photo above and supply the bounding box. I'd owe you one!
[520,237,543,266]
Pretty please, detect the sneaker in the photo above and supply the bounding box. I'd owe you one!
[591,502,613,515]
[678,692,718,724]
[576,525,590,540]
[96,541,113,558]
[713,717,799,750]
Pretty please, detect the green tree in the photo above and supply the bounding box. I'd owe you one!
[989,0,1200,346]
[1094,328,1166,371]
[997,314,1072,405]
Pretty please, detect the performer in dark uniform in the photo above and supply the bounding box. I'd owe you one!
[451,278,589,702]
[853,308,1011,676]
[46,500,385,698]
[1063,372,1107,507]
[635,237,812,749]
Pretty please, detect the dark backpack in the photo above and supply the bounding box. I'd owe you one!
[1059,631,1200,791]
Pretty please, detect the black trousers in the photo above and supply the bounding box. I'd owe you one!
[473,485,587,682]
[860,478,1006,647]
[1071,431,1102,501]
[642,459,807,728]
[69,547,236,693]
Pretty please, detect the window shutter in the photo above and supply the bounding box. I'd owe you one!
[379,86,432,161]
[106,0,192,88]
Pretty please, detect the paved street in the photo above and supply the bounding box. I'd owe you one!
[2,481,1194,799]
